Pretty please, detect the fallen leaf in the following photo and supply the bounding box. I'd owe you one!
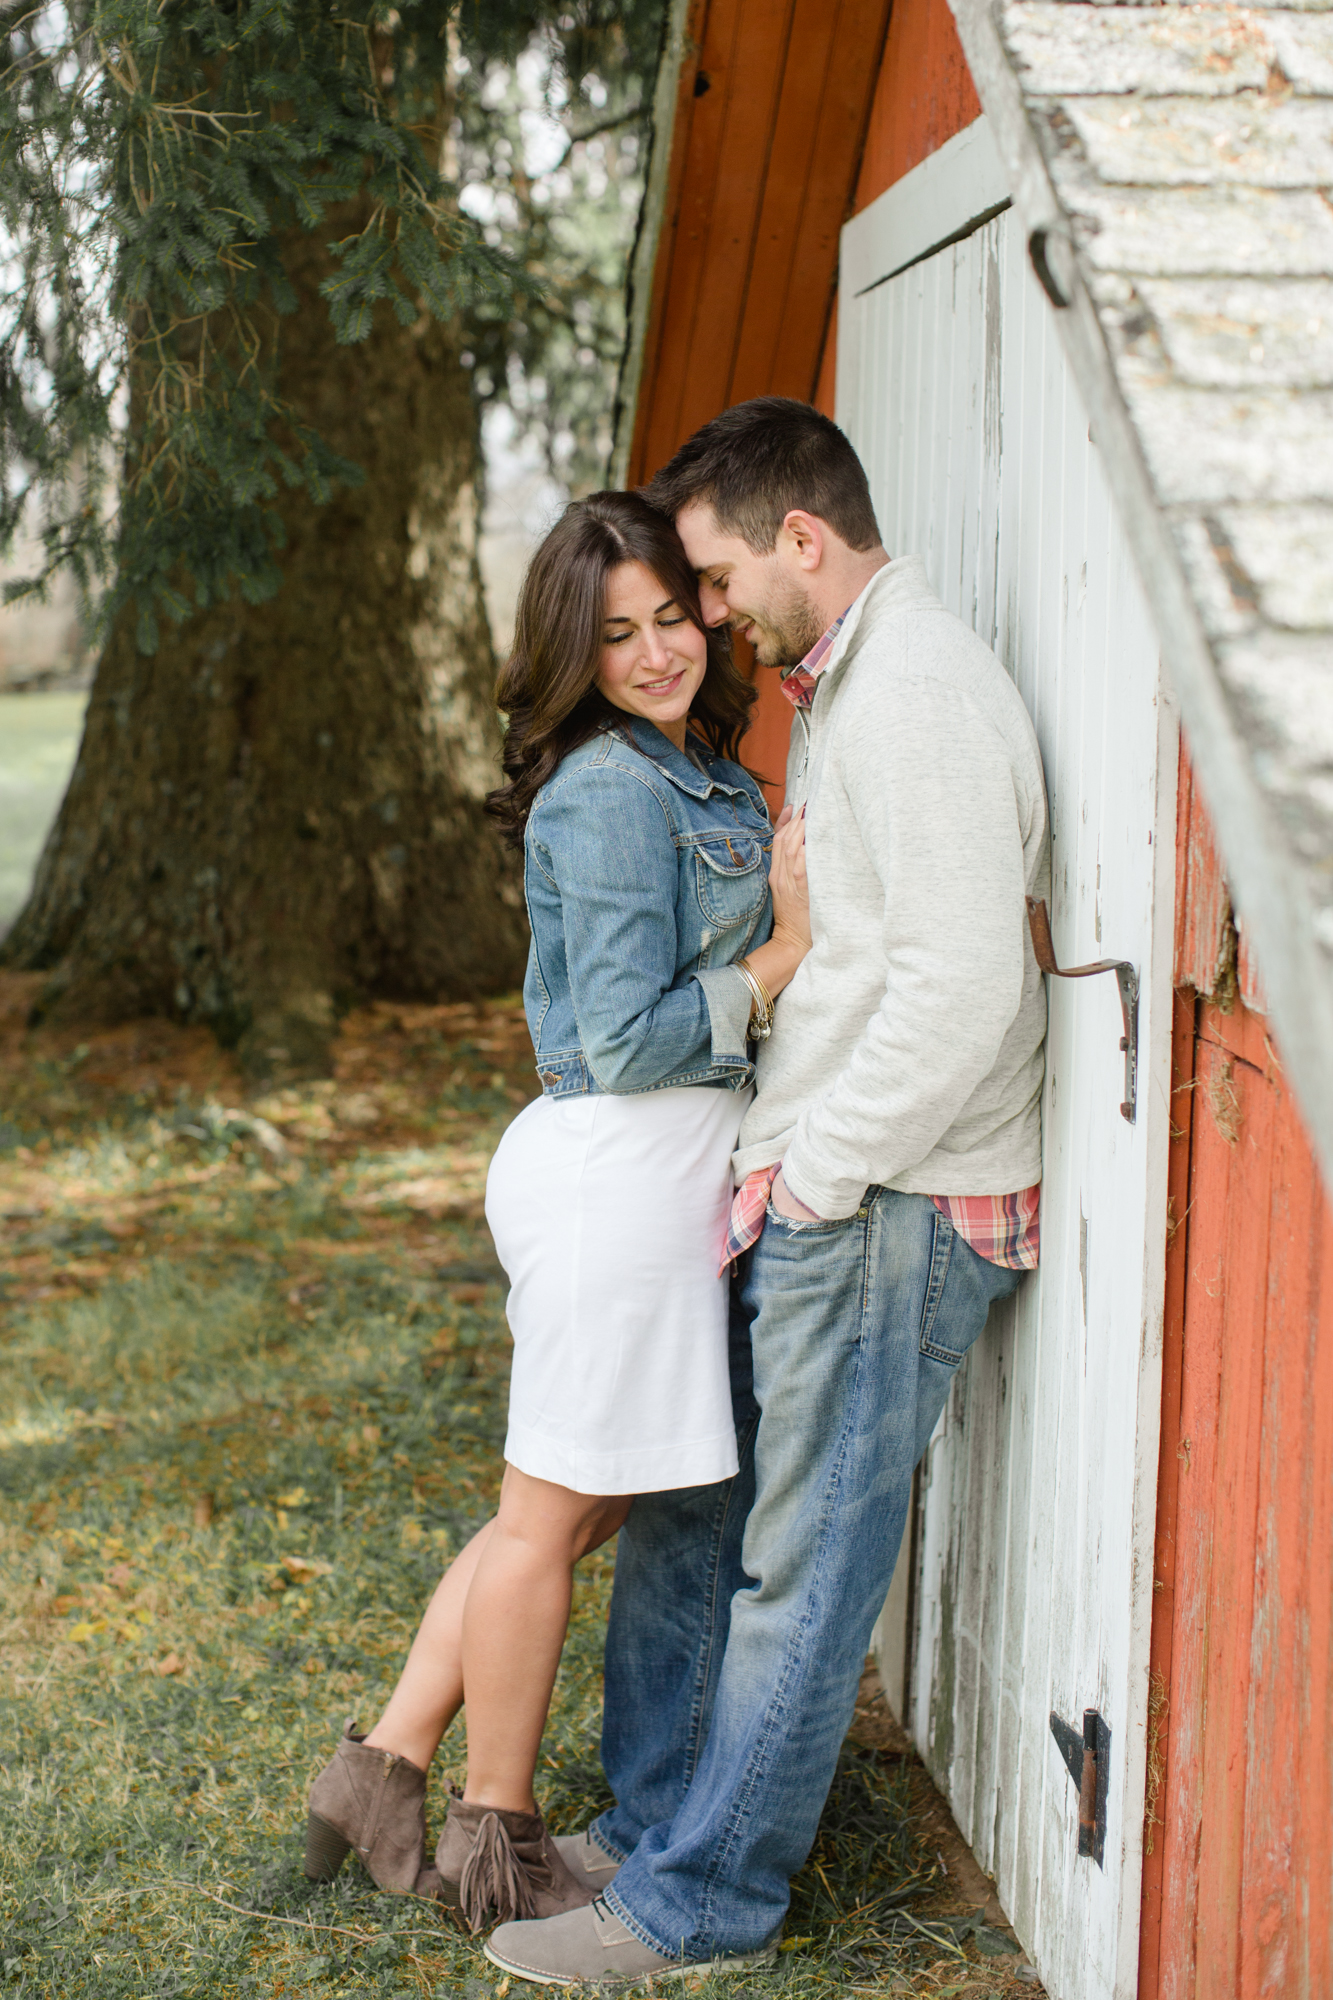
[53,1594,81,1615]
[274,1488,308,1508]
[361,1425,381,1445]
[496,1979,511,1998]
[193,1493,214,1528]
[301,1657,323,1675]
[107,1562,132,1591]
[282,1555,332,1581]
[153,1651,185,1676]
[69,1619,107,1642]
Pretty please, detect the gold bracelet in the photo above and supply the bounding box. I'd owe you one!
[735,957,774,1040]
[738,956,774,1018]
[734,962,766,1036]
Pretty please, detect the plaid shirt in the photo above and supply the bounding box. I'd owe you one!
[723,611,1041,1273]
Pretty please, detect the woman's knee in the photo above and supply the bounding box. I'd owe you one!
[495,1465,624,1560]
[572,1495,633,1560]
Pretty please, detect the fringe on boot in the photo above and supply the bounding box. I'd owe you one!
[459,1811,537,1931]
[436,1794,594,1933]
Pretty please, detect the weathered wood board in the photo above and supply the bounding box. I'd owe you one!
[836,122,1176,2000]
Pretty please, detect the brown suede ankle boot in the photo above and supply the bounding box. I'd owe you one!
[305,1723,448,1900]
[436,1794,595,1932]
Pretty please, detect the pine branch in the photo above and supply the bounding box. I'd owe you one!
[0,0,668,638]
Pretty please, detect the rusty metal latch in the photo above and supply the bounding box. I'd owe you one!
[1026,898,1139,1124]
[1050,1707,1110,1867]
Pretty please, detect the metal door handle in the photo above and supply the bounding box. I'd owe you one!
[1026,898,1139,1123]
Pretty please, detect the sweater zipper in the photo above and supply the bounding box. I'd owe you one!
[795,704,812,796]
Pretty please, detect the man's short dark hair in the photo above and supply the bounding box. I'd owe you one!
[643,397,881,555]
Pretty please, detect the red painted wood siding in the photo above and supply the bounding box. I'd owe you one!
[810,0,979,417]
[629,0,977,806]
[1140,751,1333,1999]
[626,0,891,493]
[626,0,891,806]
[851,0,980,208]
[633,0,976,804]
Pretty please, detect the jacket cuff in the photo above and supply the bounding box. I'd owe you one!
[693,966,754,1065]
[780,1150,868,1222]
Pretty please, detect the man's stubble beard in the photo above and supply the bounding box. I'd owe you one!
[742,573,826,668]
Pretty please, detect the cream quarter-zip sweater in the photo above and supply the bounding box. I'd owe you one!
[733,556,1050,1219]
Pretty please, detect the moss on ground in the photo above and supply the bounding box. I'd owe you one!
[0,981,1034,1998]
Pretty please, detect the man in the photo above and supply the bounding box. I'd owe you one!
[488,397,1049,1983]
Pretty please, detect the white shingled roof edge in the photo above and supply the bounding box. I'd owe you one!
[949,0,1333,1190]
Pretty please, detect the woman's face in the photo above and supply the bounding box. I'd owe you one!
[595,560,708,749]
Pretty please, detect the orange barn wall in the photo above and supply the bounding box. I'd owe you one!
[629,0,987,807]
[627,0,894,807]
[811,0,979,419]
[626,0,892,493]
[1139,750,1333,2000]
[630,0,974,807]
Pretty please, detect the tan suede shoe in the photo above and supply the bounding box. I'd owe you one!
[304,1723,449,1901]
[551,1827,623,1896]
[485,1897,779,1987]
[436,1795,596,1932]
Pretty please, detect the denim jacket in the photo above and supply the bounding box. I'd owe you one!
[523,717,773,1097]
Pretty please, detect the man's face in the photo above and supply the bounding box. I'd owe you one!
[675,502,825,667]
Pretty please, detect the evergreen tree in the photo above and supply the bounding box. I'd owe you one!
[0,0,665,1072]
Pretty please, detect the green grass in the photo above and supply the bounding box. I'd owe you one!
[0,995,1024,1999]
[0,691,87,933]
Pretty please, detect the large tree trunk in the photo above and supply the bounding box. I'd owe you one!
[3,221,529,1075]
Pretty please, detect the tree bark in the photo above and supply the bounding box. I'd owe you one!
[3,221,529,1075]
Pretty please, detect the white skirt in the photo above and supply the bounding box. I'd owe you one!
[484,1083,751,1495]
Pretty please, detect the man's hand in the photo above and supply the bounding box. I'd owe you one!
[771,1167,821,1221]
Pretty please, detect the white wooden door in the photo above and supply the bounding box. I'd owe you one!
[837,122,1175,2000]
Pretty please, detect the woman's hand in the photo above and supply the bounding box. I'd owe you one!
[735,803,812,1013]
[767,805,811,954]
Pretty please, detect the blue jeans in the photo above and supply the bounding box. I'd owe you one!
[590,1187,1024,1957]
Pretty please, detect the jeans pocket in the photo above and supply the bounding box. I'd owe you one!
[763,1201,847,1238]
[918,1209,963,1363]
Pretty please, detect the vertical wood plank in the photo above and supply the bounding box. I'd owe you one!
[637,0,795,474]
[1238,1084,1330,1998]
[1173,744,1232,998]
[730,0,892,401]
[1193,1034,1273,1999]
[1136,985,1199,2000]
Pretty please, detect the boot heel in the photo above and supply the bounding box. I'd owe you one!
[305,1811,351,1881]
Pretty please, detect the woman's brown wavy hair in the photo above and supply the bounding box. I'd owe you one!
[486,491,757,846]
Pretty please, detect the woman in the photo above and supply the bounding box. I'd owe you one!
[303,492,811,1930]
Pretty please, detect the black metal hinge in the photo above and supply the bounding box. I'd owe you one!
[1027,898,1139,1123]
[1050,1707,1110,1867]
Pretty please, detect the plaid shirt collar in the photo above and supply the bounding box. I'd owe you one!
[779,608,852,711]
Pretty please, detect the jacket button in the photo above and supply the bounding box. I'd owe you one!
[540,1072,560,1085]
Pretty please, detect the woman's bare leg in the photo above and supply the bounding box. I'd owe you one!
[363,1468,629,1784]
[461,1466,631,1813]
[364,1517,497,1770]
